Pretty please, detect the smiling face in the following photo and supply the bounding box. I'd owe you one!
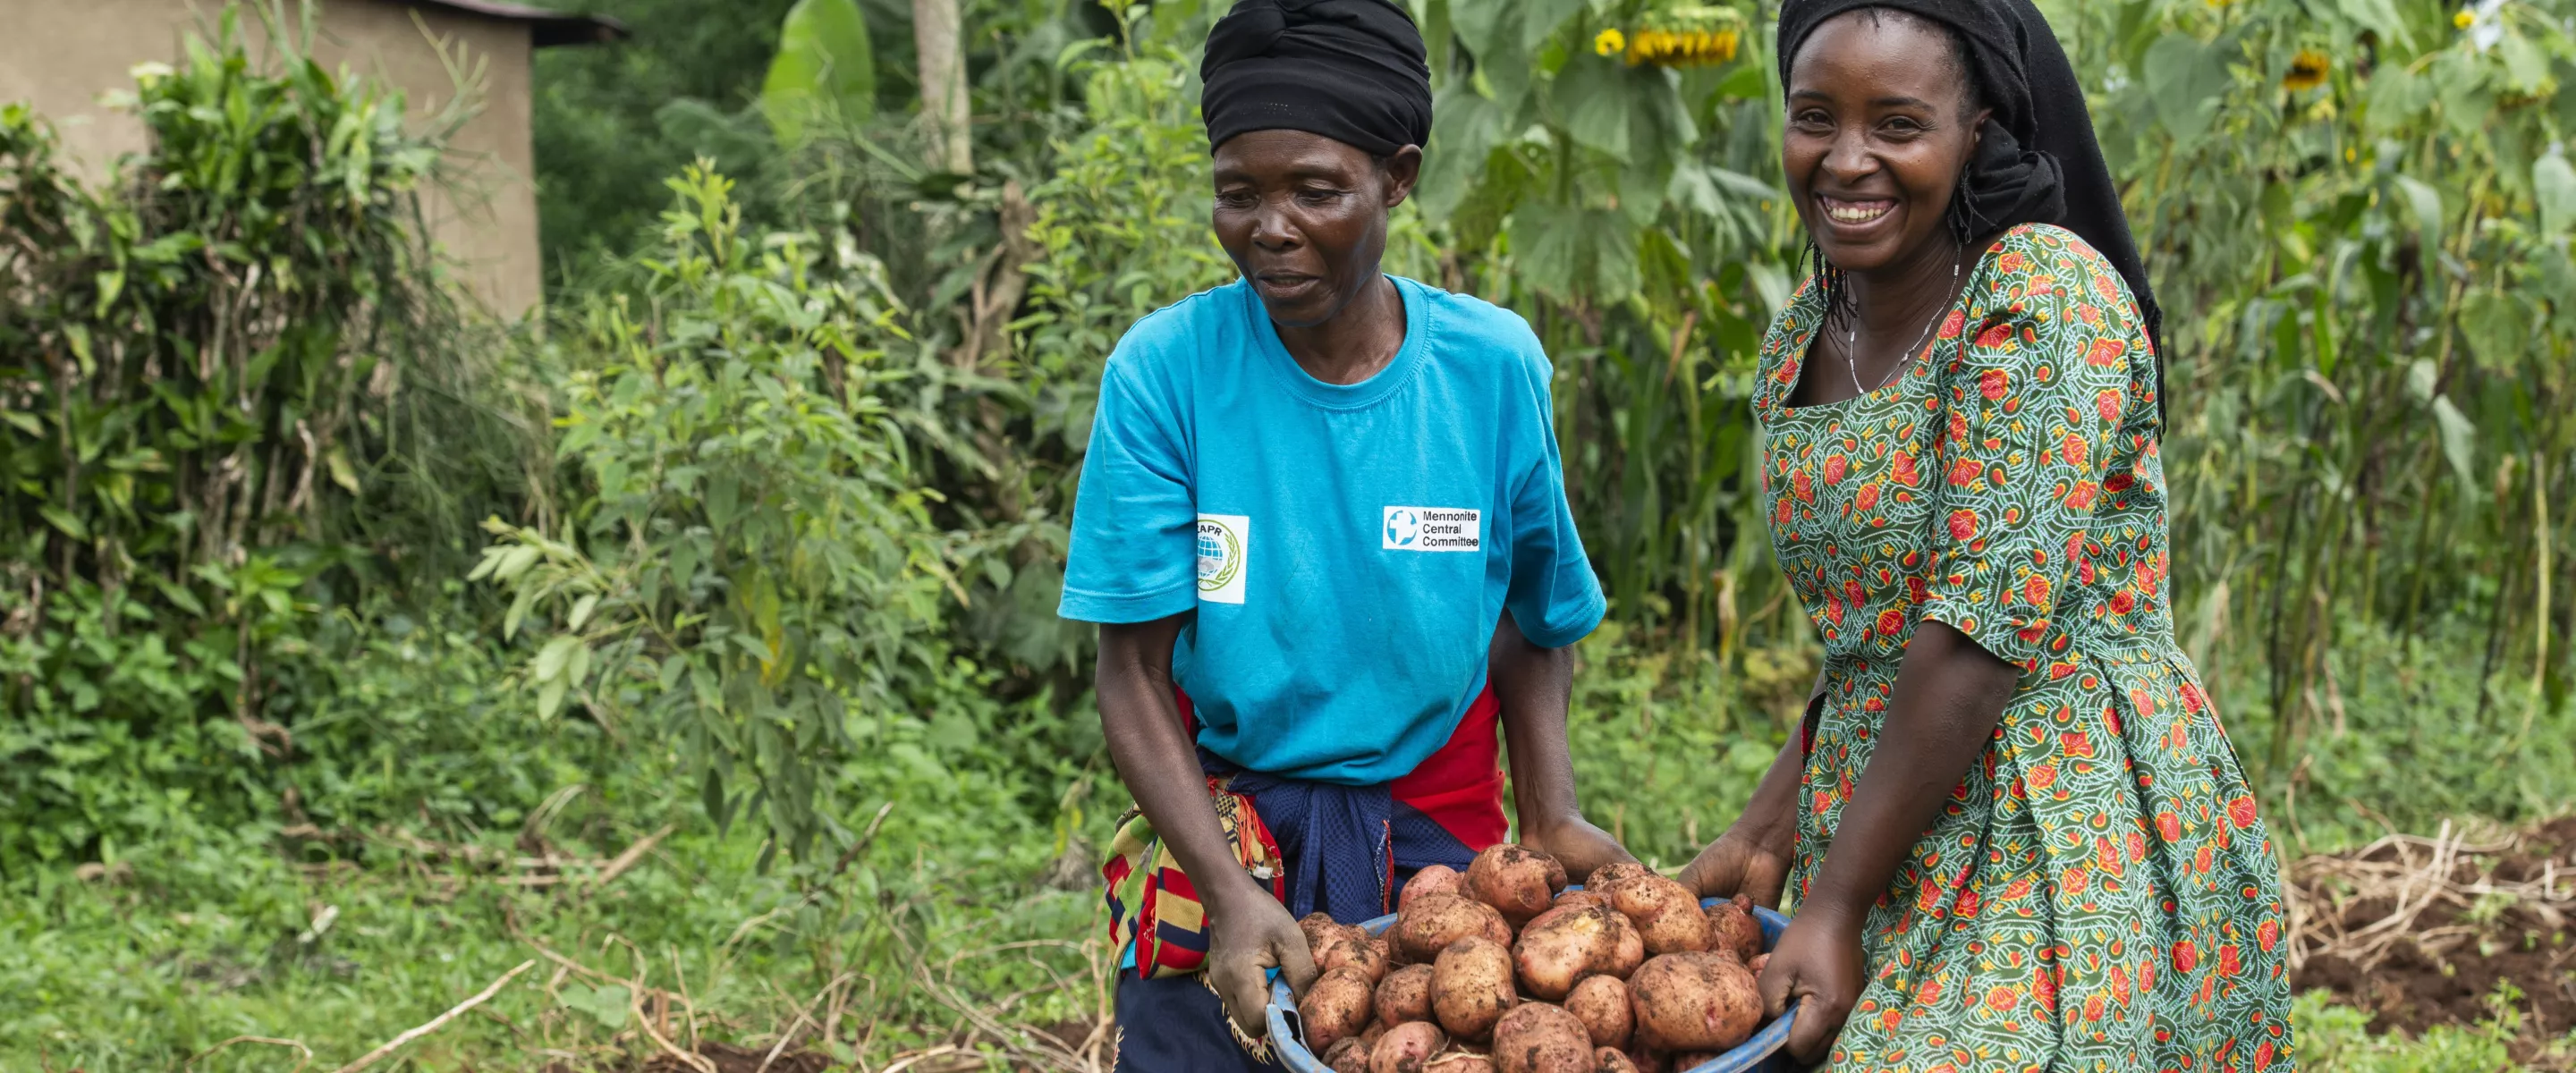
[1210,130,1421,329]
[1783,10,1989,275]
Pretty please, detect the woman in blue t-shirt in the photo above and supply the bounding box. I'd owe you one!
[1055,2,1631,1069]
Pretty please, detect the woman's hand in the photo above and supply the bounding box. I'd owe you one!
[1203,882,1320,1036]
[1520,815,1635,884]
[1758,910,1867,1064]
[1675,826,1792,908]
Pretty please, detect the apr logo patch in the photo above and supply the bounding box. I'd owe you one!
[1383,506,1481,552]
[1196,513,1249,604]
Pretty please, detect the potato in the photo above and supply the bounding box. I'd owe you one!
[1305,967,1379,1052]
[1628,952,1762,1052]
[1398,893,1514,964]
[1513,902,1618,1000]
[1466,844,1567,926]
[1427,1052,1498,1073]
[1363,1019,1391,1052]
[1321,931,1391,984]
[1403,864,1465,910]
[1563,974,1632,1050]
[1306,911,1353,950]
[1326,1037,1372,1073]
[1375,933,1397,967]
[1599,909,1646,980]
[1606,875,1694,925]
[1585,860,1655,892]
[1635,900,1715,956]
[1593,1047,1641,1073]
[1704,894,1763,963]
[1488,1001,1597,1073]
[1377,964,1436,1026]
[1373,1020,1451,1073]
[1431,936,1517,1041]
[1622,1047,1668,1073]
[1670,1053,1717,1070]
[1745,952,1768,975]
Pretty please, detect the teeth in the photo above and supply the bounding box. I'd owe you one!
[1825,201,1891,223]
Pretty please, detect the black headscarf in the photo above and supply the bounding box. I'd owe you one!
[1777,0,2167,410]
[1200,0,1432,157]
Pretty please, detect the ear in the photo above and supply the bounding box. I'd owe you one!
[1381,145,1425,207]
[1968,107,1995,148]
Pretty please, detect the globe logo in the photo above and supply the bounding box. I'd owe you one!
[1385,508,1420,547]
[1197,529,1225,568]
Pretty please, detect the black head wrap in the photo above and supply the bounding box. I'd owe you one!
[1200,0,1432,157]
[1777,0,2166,412]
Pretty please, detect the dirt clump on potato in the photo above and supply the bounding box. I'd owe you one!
[1592,1047,1640,1073]
[1371,1020,1450,1073]
[1466,844,1568,926]
[1404,864,1465,909]
[1512,902,1619,1000]
[1399,893,1515,963]
[1326,1036,1372,1073]
[1305,966,1379,1052]
[1704,894,1762,963]
[1627,951,1762,1052]
[1563,974,1632,1050]
[1377,963,1436,1026]
[1488,1001,1597,1073]
[1431,935,1518,1041]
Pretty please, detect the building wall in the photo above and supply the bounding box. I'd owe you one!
[0,0,543,317]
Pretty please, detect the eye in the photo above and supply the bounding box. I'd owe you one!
[1215,189,1258,209]
[1790,109,1834,132]
[1296,187,1348,206]
[1880,115,1928,137]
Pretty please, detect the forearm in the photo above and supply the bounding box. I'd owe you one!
[1489,611,1583,833]
[1798,621,2018,927]
[1098,618,1268,913]
[1730,731,1806,854]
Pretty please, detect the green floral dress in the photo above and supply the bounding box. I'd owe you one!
[1756,224,2294,1072]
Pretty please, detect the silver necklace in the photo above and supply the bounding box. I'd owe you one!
[1844,251,1962,396]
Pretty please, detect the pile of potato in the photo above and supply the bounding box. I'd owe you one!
[1293,844,1772,1073]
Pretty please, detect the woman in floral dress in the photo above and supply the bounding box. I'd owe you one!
[1673,0,2296,1069]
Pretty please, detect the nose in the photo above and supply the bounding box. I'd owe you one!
[1250,193,1300,252]
[1821,123,1877,186]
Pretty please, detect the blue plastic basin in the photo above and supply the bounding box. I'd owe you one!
[1267,896,1799,1073]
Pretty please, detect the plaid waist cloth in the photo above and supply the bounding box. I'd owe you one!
[1101,686,1506,978]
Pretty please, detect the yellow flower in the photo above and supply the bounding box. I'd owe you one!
[1629,27,1741,67]
[1595,28,1627,56]
[2453,9,2475,28]
[2282,49,2330,91]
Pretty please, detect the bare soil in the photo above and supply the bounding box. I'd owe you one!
[2290,816,2576,1060]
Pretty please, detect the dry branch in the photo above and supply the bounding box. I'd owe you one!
[328,959,536,1073]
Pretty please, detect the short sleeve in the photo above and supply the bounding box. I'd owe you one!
[1502,358,1606,648]
[1058,362,1198,623]
[1916,232,2130,671]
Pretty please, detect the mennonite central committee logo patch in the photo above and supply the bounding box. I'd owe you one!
[1382,505,1480,552]
[1196,514,1248,604]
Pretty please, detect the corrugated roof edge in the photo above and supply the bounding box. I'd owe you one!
[405,0,629,46]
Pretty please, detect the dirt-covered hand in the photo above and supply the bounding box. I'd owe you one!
[1675,828,1792,908]
[1204,890,1318,1037]
[1521,815,1636,884]
[1758,911,1864,1064]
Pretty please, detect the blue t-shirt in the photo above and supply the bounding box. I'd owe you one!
[1058,275,1605,785]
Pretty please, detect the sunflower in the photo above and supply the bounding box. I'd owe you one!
[1627,28,1742,67]
[1595,28,1627,56]
[2282,49,2330,91]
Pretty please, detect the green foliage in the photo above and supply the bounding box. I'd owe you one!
[0,7,532,874]
[763,0,881,145]
[472,165,974,864]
